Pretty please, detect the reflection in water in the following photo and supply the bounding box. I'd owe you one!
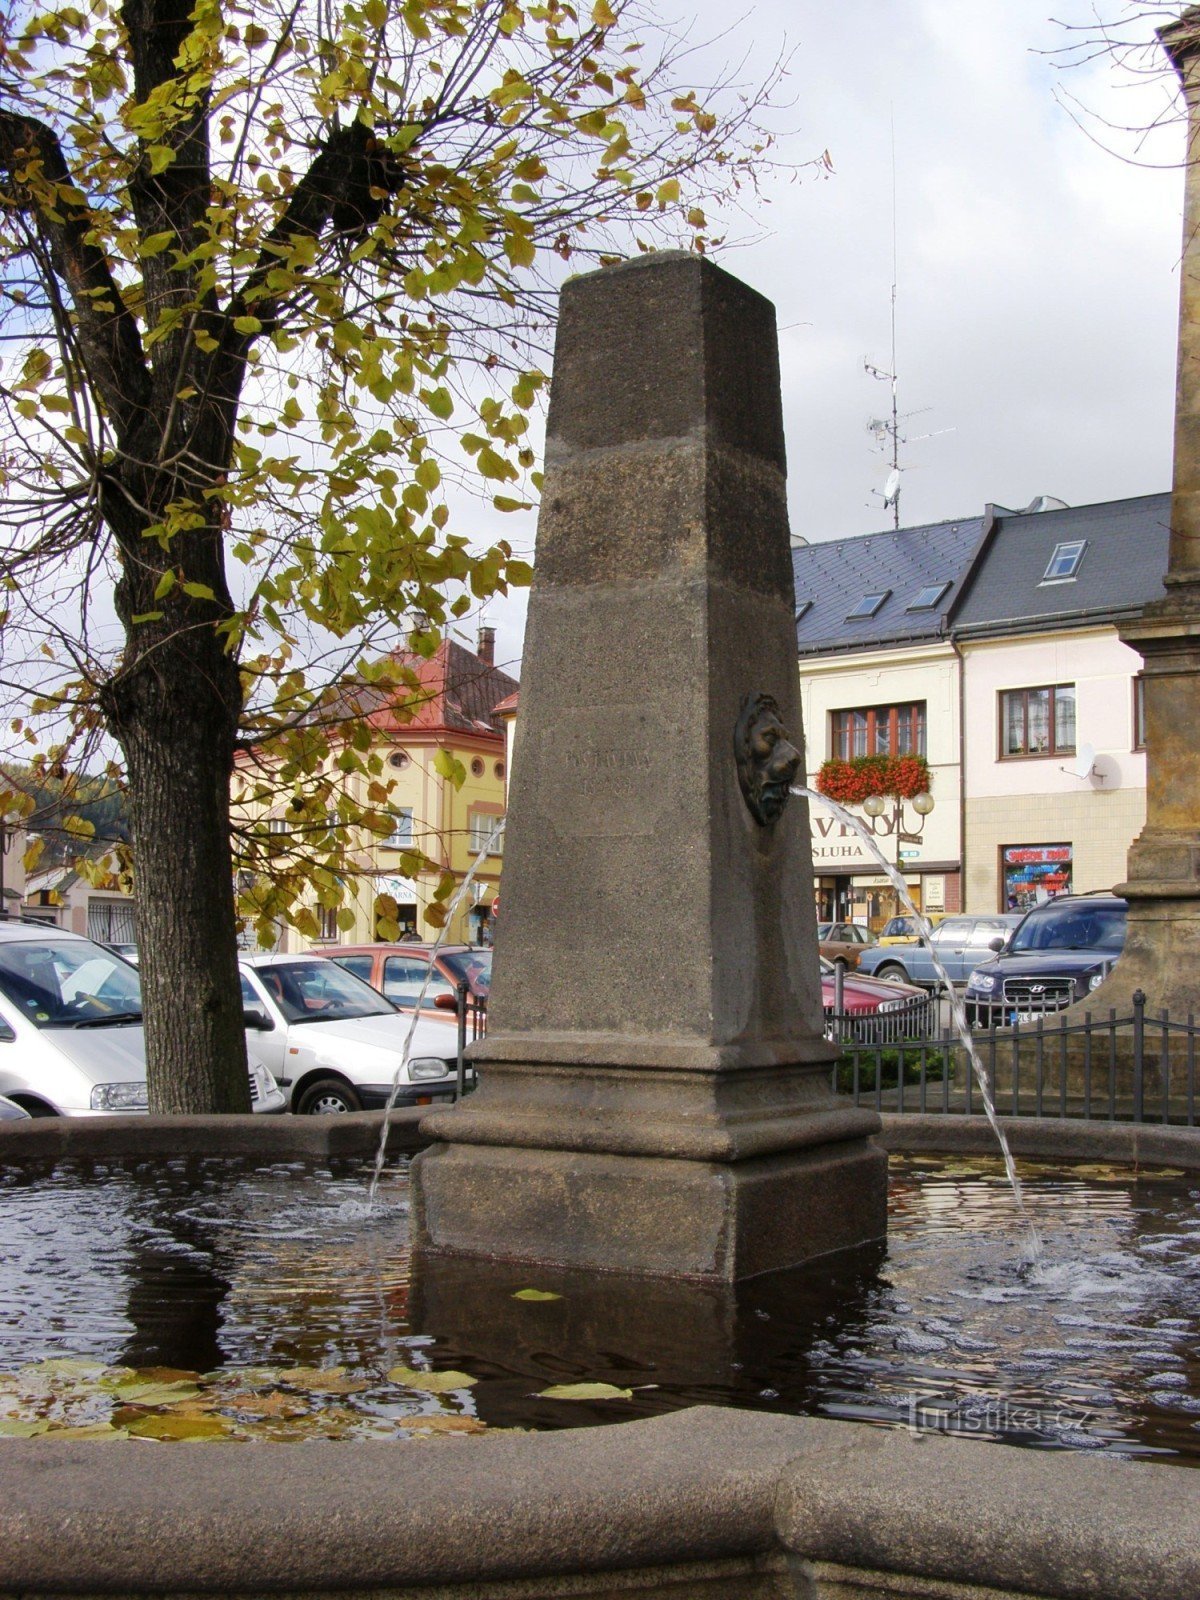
[2,1154,1199,1459]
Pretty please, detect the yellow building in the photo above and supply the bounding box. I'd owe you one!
[238,629,516,949]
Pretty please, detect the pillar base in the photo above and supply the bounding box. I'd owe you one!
[411,1128,887,1284]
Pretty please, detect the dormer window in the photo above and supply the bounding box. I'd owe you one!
[1042,540,1087,583]
[795,600,812,622]
[907,582,950,611]
[846,590,890,620]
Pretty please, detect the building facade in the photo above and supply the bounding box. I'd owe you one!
[794,493,1170,924]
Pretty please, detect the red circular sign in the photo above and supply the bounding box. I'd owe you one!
[491,897,500,917]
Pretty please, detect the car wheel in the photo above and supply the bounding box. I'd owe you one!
[296,1078,362,1115]
[875,963,910,984]
[12,1097,57,1118]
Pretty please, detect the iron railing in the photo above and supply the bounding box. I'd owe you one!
[834,989,1199,1125]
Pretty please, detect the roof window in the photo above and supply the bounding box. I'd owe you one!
[794,600,812,622]
[846,591,890,620]
[1042,540,1087,583]
[906,582,950,611]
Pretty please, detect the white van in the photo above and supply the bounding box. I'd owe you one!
[0,922,285,1116]
[239,953,463,1113]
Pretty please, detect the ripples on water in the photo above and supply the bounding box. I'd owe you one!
[1,1153,1198,1457]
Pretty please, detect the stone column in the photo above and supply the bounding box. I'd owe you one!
[1097,9,1200,1015]
[412,253,885,1282]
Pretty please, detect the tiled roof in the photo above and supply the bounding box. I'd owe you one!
[793,517,987,656]
[951,492,1171,634]
[340,639,519,742]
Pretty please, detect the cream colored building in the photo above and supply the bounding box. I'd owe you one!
[794,493,1170,923]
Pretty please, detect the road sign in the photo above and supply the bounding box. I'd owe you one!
[491,897,500,916]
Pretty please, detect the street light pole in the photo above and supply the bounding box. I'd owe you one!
[862,790,935,920]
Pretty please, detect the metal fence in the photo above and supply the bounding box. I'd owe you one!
[834,989,1200,1125]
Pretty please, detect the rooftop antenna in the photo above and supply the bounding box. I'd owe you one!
[864,112,952,529]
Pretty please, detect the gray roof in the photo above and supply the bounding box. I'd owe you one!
[793,516,987,656]
[951,492,1171,635]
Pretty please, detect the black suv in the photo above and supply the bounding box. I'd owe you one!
[963,894,1127,1027]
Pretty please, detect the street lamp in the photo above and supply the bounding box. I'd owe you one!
[861,790,935,917]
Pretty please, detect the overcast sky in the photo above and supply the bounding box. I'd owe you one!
[476,0,1189,679]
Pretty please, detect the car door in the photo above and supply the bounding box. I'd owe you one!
[924,918,978,984]
[239,969,287,1078]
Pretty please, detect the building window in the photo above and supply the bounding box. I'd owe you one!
[846,591,890,620]
[1041,540,1087,583]
[830,702,926,760]
[1002,845,1073,913]
[468,811,504,854]
[906,582,950,611]
[383,807,413,849]
[999,685,1076,758]
[470,757,485,777]
[1133,675,1146,751]
[316,905,339,941]
[494,761,505,780]
[389,750,410,770]
[87,899,137,944]
[267,817,290,834]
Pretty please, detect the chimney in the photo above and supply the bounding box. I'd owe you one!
[477,625,496,667]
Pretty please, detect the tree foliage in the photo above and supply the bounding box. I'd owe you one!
[0,0,795,1107]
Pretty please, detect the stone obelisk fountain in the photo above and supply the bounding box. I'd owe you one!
[1086,9,1200,1018]
[413,252,885,1281]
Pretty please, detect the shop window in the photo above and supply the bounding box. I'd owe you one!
[1001,845,1073,913]
[1133,675,1146,751]
[830,702,926,761]
[999,685,1075,758]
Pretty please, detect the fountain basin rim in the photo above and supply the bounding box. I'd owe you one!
[2,1108,1198,1177]
[0,1407,1197,1600]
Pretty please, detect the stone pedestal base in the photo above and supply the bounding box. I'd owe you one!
[411,1128,887,1283]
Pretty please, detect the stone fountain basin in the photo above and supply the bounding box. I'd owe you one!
[0,1111,1198,1600]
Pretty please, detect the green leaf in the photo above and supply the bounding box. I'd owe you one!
[425,387,453,420]
[154,570,177,600]
[124,1413,232,1440]
[145,145,175,175]
[181,581,216,601]
[0,1418,50,1436]
[513,1288,561,1301]
[537,1382,632,1401]
[233,315,263,335]
[433,749,467,789]
[110,1380,204,1405]
[386,1364,477,1392]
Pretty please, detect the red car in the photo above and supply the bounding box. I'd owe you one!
[820,957,933,1043]
[314,943,490,1020]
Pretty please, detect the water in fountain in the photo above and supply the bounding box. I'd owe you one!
[794,785,1042,1262]
[366,817,506,1203]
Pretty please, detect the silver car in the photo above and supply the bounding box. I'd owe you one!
[0,921,285,1116]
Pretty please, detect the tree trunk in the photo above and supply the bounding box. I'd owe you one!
[105,635,251,1115]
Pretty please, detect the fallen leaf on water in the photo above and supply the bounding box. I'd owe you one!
[110,1381,204,1406]
[45,1422,127,1440]
[0,1418,50,1436]
[276,1366,368,1393]
[222,1392,307,1418]
[537,1382,633,1402]
[406,1415,488,1435]
[387,1365,477,1393]
[27,1358,109,1381]
[512,1289,562,1301]
[124,1413,234,1441]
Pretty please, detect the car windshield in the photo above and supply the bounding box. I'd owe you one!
[883,918,914,937]
[0,938,142,1028]
[249,960,397,1024]
[440,949,492,995]
[1009,901,1127,955]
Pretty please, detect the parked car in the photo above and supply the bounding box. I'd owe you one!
[816,922,876,969]
[820,957,935,1044]
[855,913,1023,990]
[239,953,465,1113]
[317,943,491,1013]
[0,922,285,1116]
[963,894,1128,1027]
[876,913,945,945]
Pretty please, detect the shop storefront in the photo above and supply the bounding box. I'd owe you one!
[1001,844,1073,913]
